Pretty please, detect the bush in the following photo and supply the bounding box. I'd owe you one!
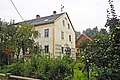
[74,62,85,70]
[73,69,96,80]
[0,54,75,80]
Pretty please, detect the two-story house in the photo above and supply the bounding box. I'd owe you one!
[25,11,76,59]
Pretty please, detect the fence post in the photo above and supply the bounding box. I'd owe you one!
[5,73,11,80]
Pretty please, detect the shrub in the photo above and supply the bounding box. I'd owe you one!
[0,54,75,80]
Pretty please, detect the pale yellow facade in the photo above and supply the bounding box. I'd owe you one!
[35,13,76,59]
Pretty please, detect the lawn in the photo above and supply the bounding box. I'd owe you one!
[73,69,96,80]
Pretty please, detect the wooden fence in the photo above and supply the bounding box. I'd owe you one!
[0,73,40,80]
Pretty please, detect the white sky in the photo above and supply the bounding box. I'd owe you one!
[0,0,120,32]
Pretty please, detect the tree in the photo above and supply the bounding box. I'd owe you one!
[0,20,16,65]
[75,31,81,40]
[13,23,38,59]
[100,28,108,35]
[81,0,120,79]
[92,26,98,34]
[103,0,120,79]
[83,26,107,38]
[83,28,93,37]
[78,38,90,51]
[0,20,38,65]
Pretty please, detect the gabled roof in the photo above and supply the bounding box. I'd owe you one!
[65,12,75,32]
[75,34,92,48]
[76,34,92,42]
[22,13,64,26]
[17,12,75,32]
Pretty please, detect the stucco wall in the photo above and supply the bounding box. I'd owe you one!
[34,13,76,59]
[35,24,53,54]
[54,14,75,48]
[54,13,76,58]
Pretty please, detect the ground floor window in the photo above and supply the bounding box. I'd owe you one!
[44,45,49,53]
[61,47,64,53]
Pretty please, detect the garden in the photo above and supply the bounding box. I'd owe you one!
[0,0,120,80]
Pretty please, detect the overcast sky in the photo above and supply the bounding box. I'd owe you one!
[0,0,120,32]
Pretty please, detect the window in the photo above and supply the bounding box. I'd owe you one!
[61,47,64,53]
[69,35,71,41]
[62,20,65,26]
[44,29,49,37]
[45,45,49,53]
[68,23,70,29]
[39,33,41,38]
[61,31,64,39]
[65,17,67,20]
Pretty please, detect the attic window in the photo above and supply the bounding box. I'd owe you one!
[68,23,70,29]
[44,19,49,21]
[62,20,65,26]
[65,17,67,20]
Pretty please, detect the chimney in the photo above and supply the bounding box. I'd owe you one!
[36,15,40,19]
[53,11,57,15]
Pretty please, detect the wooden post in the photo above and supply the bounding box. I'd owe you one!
[5,73,11,80]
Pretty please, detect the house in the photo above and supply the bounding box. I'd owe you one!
[75,34,92,59]
[24,11,76,59]
[76,34,92,48]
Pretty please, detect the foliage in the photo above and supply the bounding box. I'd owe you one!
[78,38,91,51]
[73,69,96,80]
[80,0,120,80]
[74,60,85,70]
[0,19,76,79]
[75,31,81,40]
[0,20,38,66]
[12,23,38,58]
[83,28,93,37]
[100,28,108,35]
[0,51,75,80]
[83,26,108,37]
[0,21,15,66]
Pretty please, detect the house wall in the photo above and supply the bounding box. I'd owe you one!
[76,34,92,48]
[34,13,76,59]
[76,35,86,48]
[54,13,76,58]
[34,24,54,56]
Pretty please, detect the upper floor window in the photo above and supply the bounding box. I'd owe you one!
[44,29,49,37]
[38,33,41,38]
[62,20,65,26]
[68,23,70,29]
[44,45,49,53]
[69,35,71,41]
[61,31,64,39]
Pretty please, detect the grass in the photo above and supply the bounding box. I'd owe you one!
[0,76,4,80]
[73,69,87,80]
[73,69,96,80]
